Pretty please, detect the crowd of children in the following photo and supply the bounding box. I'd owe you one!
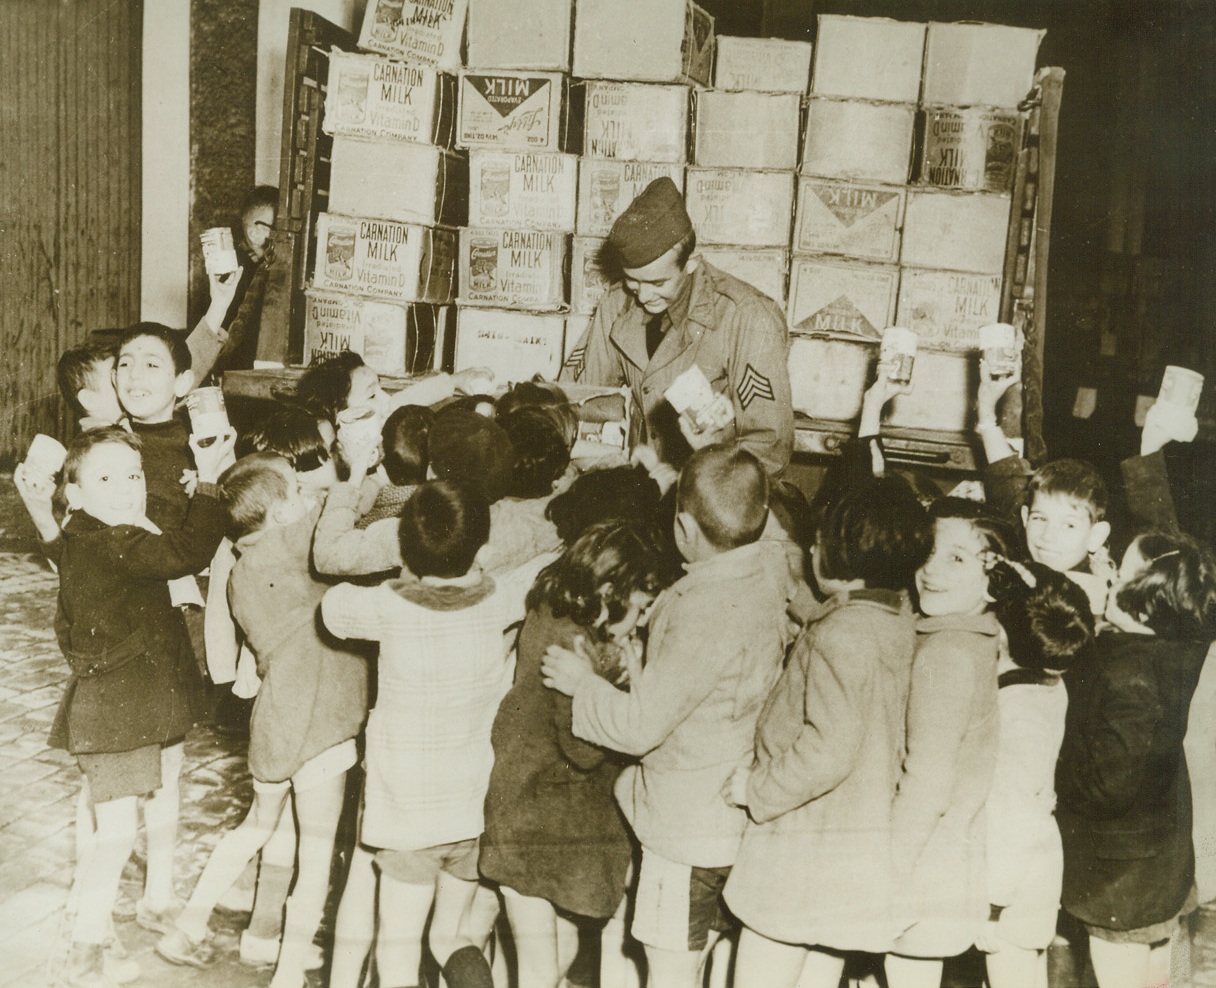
[11,318,1216,988]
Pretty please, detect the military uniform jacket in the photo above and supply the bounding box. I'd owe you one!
[561,260,794,475]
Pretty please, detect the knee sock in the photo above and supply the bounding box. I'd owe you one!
[442,944,495,988]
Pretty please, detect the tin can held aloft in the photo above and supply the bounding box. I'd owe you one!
[23,434,68,485]
[186,387,230,443]
[664,365,734,433]
[880,326,918,386]
[337,406,383,451]
[201,228,239,277]
[1159,365,1205,414]
[979,322,1020,378]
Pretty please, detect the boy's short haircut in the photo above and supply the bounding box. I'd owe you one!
[382,404,434,486]
[1027,458,1108,522]
[676,444,768,552]
[498,407,571,499]
[118,322,193,375]
[428,406,515,505]
[218,453,293,540]
[398,481,490,580]
[989,560,1094,673]
[57,337,119,417]
[494,378,568,419]
[249,405,332,473]
[241,184,278,219]
[546,465,665,546]
[63,426,142,485]
[815,476,933,591]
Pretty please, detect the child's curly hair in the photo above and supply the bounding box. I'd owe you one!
[988,559,1095,673]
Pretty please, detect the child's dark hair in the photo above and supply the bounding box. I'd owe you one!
[1027,458,1108,522]
[218,453,294,540]
[498,407,572,499]
[988,560,1094,673]
[1115,530,1216,639]
[676,444,768,552]
[248,404,332,473]
[57,337,119,417]
[382,404,434,486]
[930,496,1018,560]
[815,476,933,591]
[241,185,278,219]
[63,426,142,485]
[428,405,515,505]
[526,520,673,640]
[399,481,491,579]
[288,350,365,424]
[547,465,665,546]
[119,322,193,375]
[494,378,568,418]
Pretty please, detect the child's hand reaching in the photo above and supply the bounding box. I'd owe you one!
[190,428,238,484]
[452,366,495,395]
[859,364,909,437]
[1141,399,1199,456]
[202,266,243,335]
[13,463,61,542]
[180,469,199,497]
[339,434,378,481]
[541,637,596,696]
[977,356,1021,425]
[722,761,752,809]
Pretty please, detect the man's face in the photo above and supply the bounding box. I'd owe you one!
[1022,492,1107,572]
[242,203,275,262]
[115,335,192,423]
[66,442,146,527]
[622,245,694,317]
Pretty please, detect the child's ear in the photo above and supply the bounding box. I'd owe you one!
[174,370,196,399]
[76,388,97,415]
[674,510,698,547]
[64,482,83,511]
[1020,505,1029,528]
[1086,521,1111,554]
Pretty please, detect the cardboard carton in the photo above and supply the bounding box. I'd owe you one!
[787,255,899,338]
[303,290,449,376]
[794,179,906,262]
[466,0,573,71]
[895,267,1003,350]
[699,247,788,306]
[570,236,611,314]
[455,307,566,381]
[458,228,568,310]
[685,169,794,247]
[312,213,456,304]
[884,348,974,431]
[692,91,801,170]
[788,335,873,420]
[802,98,916,185]
[576,159,685,236]
[917,106,1023,193]
[714,36,812,93]
[581,81,689,163]
[329,137,467,228]
[811,16,926,103]
[572,0,714,86]
[922,22,1045,109]
[901,190,1011,274]
[324,53,456,146]
[468,150,579,231]
[457,70,568,151]
[359,0,468,73]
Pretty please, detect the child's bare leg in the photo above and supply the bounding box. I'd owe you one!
[1088,937,1152,988]
[600,895,642,988]
[74,796,138,944]
[173,784,289,941]
[328,843,379,988]
[985,943,1048,988]
[269,771,346,988]
[140,741,183,911]
[376,871,436,987]
[501,886,577,988]
[644,943,710,988]
[884,953,945,988]
[733,927,809,988]
[245,797,297,940]
[431,872,494,988]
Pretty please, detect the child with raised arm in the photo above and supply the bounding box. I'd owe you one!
[321,481,553,988]
[47,425,231,987]
[542,444,797,988]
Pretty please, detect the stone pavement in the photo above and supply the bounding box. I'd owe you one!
[0,478,282,988]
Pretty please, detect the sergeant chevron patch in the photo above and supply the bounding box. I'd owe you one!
[564,345,586,378]
[738,364,774,409]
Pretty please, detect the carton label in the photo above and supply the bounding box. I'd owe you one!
[459,228,566,308]
[795,180,905,261]
[787,258,898,338]
[683,3,716,86]
[570,236,610,313]
[458,72,563,149]
[714,36,812,93]
[685,170,794,247]
[919,107,1022,193]
[305,292,409,376]
[456,309,566,381]
[360,0,468,71]
[469,151,578,230]
[583,82,689,163]
[896,269,1003,350]
[313,214,455,303]
[329,137,466,228]
[325,53,453,144]
[700,248,787,305]
[576,160,685,236]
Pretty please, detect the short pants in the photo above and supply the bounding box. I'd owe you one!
[631,847,732,952]
[78,739,184,804]
[252,738,358,794]
[377,837,481,885]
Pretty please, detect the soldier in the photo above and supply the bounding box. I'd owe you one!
[561,177,794,476]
